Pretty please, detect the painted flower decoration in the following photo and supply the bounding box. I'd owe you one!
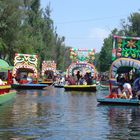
[118,38,122,43]
[127,40,136,49]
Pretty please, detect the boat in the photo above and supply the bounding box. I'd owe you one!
[64,84,96,91]
[0,59,16,104]
[97,98,140,105]
[97,35,140,105]
[64,48,97,92]
[40,60,56,85]
[54,83,64,88]
[11,53,48,89]
[12,83,48,89]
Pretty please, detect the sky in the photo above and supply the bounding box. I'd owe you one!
[40,0,140,52]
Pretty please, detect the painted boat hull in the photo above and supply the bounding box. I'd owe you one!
[97,98,140,105]
[40,81,53,86]
[64,84,96,91]
[11,84,48,89]
[54,83,64,88]
[0,90,16,105]
[54,85,64,88]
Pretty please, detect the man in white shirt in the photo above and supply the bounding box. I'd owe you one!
[123,82,132,98]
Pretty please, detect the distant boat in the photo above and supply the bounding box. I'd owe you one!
[65,48,97,92]
[11,83,48,90]
[40,60,56,86]
[54,83,64,88]
[64,84,96,92]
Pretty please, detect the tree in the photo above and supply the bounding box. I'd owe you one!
[0,0,23,64]
[124,12,140,36]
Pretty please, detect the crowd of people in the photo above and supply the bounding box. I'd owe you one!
[65,71,95,85]
[12,73,36,84]
[106,72,140,99]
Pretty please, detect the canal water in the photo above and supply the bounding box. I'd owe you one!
[0,87,140,140]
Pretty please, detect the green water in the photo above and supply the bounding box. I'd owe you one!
[0,87,140,140]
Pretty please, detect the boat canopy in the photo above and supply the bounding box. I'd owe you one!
[0,59,13,72]
[41,60,56,76]
[109,58,140,80]
[12,53,38,78]
[67,62,96,78]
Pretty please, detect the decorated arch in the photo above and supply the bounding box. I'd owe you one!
[112,35,140,61]
[70,48,95,63]
[67,62,96,78]
[109,58,140,80]
[41,61,56,76]
[12,53,38,78]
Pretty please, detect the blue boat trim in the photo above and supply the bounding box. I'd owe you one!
[11,83,48,89]
[97,98,140,105]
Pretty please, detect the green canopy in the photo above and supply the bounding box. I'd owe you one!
[0,59,13,72]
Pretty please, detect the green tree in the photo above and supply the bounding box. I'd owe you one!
[121,11,140,36]
[0,0,22,64]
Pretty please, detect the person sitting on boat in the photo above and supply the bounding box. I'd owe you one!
[105,88,118,99]
[133,77,140,92]
[0,78,4,85]
[122,81,132,99]
[19,75,28,84]
[65,76,76,85]
[59,76,65,85]
[84,72,93,85]
[12,77,19,84]
[117,84,127,99]
[131,76,140,99]
[27,73,33,84]
[79,77,85,85]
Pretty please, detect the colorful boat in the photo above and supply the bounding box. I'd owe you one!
[54,84,64,88]
[97,98,140,105]
[97,35,140,105]
[0,59,16,104]
[64,84,96,91]
[64,48,97,91]
[12,53,48,89]
[40,60,56,85]
[12,83,48,89]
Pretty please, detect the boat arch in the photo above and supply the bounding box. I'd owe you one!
[67,62,96,78]
[109,58,140,80]
[12,53,38,78]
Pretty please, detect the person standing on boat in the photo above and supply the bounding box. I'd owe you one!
[76,71,81,85]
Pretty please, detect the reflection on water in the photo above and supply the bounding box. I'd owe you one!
[0,87,140,139]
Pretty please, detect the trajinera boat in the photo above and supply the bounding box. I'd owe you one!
[64,48,96,91]
[0,59,16,104]
[40,60,56,85]
[12,53,48,89]
[97,35,140,105]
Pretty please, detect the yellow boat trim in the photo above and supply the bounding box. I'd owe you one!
[0,85,11,89]
[64,84,96,88]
